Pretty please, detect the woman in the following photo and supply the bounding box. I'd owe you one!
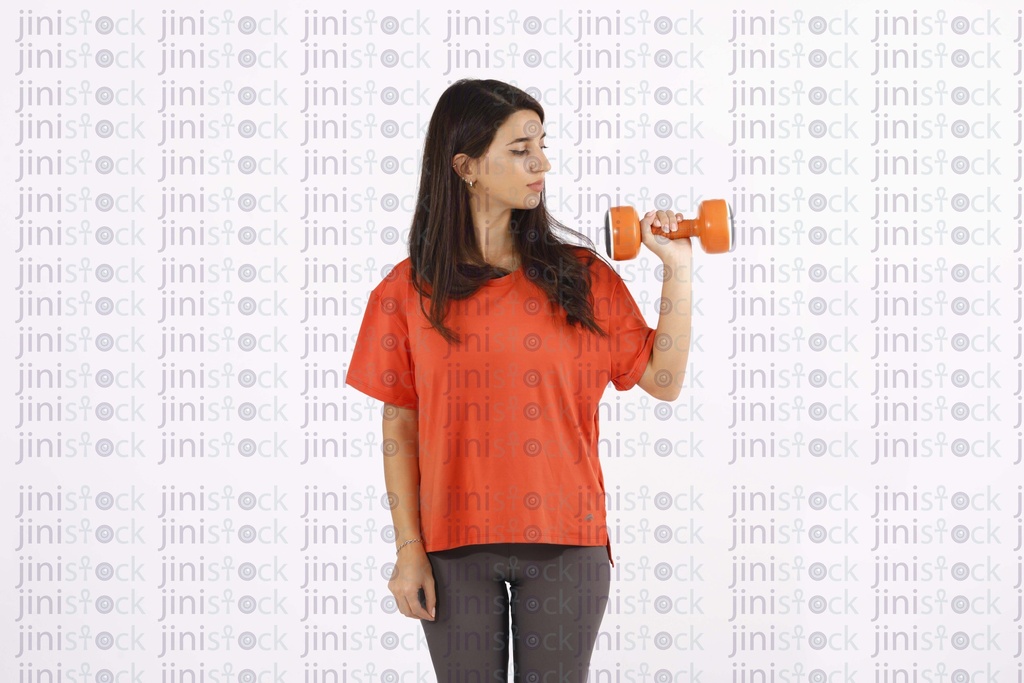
[345,78,692,682]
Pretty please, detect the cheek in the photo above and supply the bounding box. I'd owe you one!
[489,157,512,179]
[495,160,521,181]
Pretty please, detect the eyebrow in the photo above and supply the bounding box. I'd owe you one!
[506,131,546,145]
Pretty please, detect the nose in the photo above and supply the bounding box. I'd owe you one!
[528,154,551,174]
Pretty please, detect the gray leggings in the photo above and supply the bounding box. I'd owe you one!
[420,542,611,683]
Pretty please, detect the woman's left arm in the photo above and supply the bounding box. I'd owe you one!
[635,210,693,402]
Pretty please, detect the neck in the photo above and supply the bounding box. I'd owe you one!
[491,254,520,271]
[470,201,514,263]
[476,234,517,269]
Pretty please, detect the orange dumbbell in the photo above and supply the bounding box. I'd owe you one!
[604,199,735,260]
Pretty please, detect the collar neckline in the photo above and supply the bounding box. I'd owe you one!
[482,265,524,287]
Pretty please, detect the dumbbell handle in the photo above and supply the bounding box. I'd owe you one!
[650,212,703,240]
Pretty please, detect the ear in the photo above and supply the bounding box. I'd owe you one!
[451,154,468,177]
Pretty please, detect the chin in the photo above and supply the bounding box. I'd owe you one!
[522,193,543,210]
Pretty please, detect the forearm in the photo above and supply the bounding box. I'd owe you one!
[651,255,693,401]
[380,405,424,551]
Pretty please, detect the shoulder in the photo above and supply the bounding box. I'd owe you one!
[363,259,417,326]
[568,246,621,291]
[372,257,414,296]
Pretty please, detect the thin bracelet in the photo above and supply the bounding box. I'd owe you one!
[396,538,421,554]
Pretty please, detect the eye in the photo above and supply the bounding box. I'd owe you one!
[512,146,548,156]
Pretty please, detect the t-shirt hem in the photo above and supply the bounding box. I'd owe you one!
[344,375,418,410]
[614,327,656,391]
[423,537,615,568]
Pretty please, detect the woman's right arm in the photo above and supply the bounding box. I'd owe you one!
[381,402,436,620]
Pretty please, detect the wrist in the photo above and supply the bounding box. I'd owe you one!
[396,537,422,554]
[661,250,691,265]
[658,255,691,279]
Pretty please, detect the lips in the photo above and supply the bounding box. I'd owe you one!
[528,181,544,191]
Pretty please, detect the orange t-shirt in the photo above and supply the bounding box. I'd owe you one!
[344,247,656,567]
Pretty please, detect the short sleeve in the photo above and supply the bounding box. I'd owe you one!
[344,279,419,409]
[608,276,657,391]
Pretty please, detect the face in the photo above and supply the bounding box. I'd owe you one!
[461,109,552,211]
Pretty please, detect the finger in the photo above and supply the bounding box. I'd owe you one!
[423,578,437,620]
[654,210,670,230]
[640,213,655,239]
[406,588,433,621]
[397,593,417,618]
[658,210,675,232]
[660,210,673,229]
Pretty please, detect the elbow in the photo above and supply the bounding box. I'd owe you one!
[651,387,678,402]
[660,378,684,402]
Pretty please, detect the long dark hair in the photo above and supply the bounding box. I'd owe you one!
[409,78,610,346]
